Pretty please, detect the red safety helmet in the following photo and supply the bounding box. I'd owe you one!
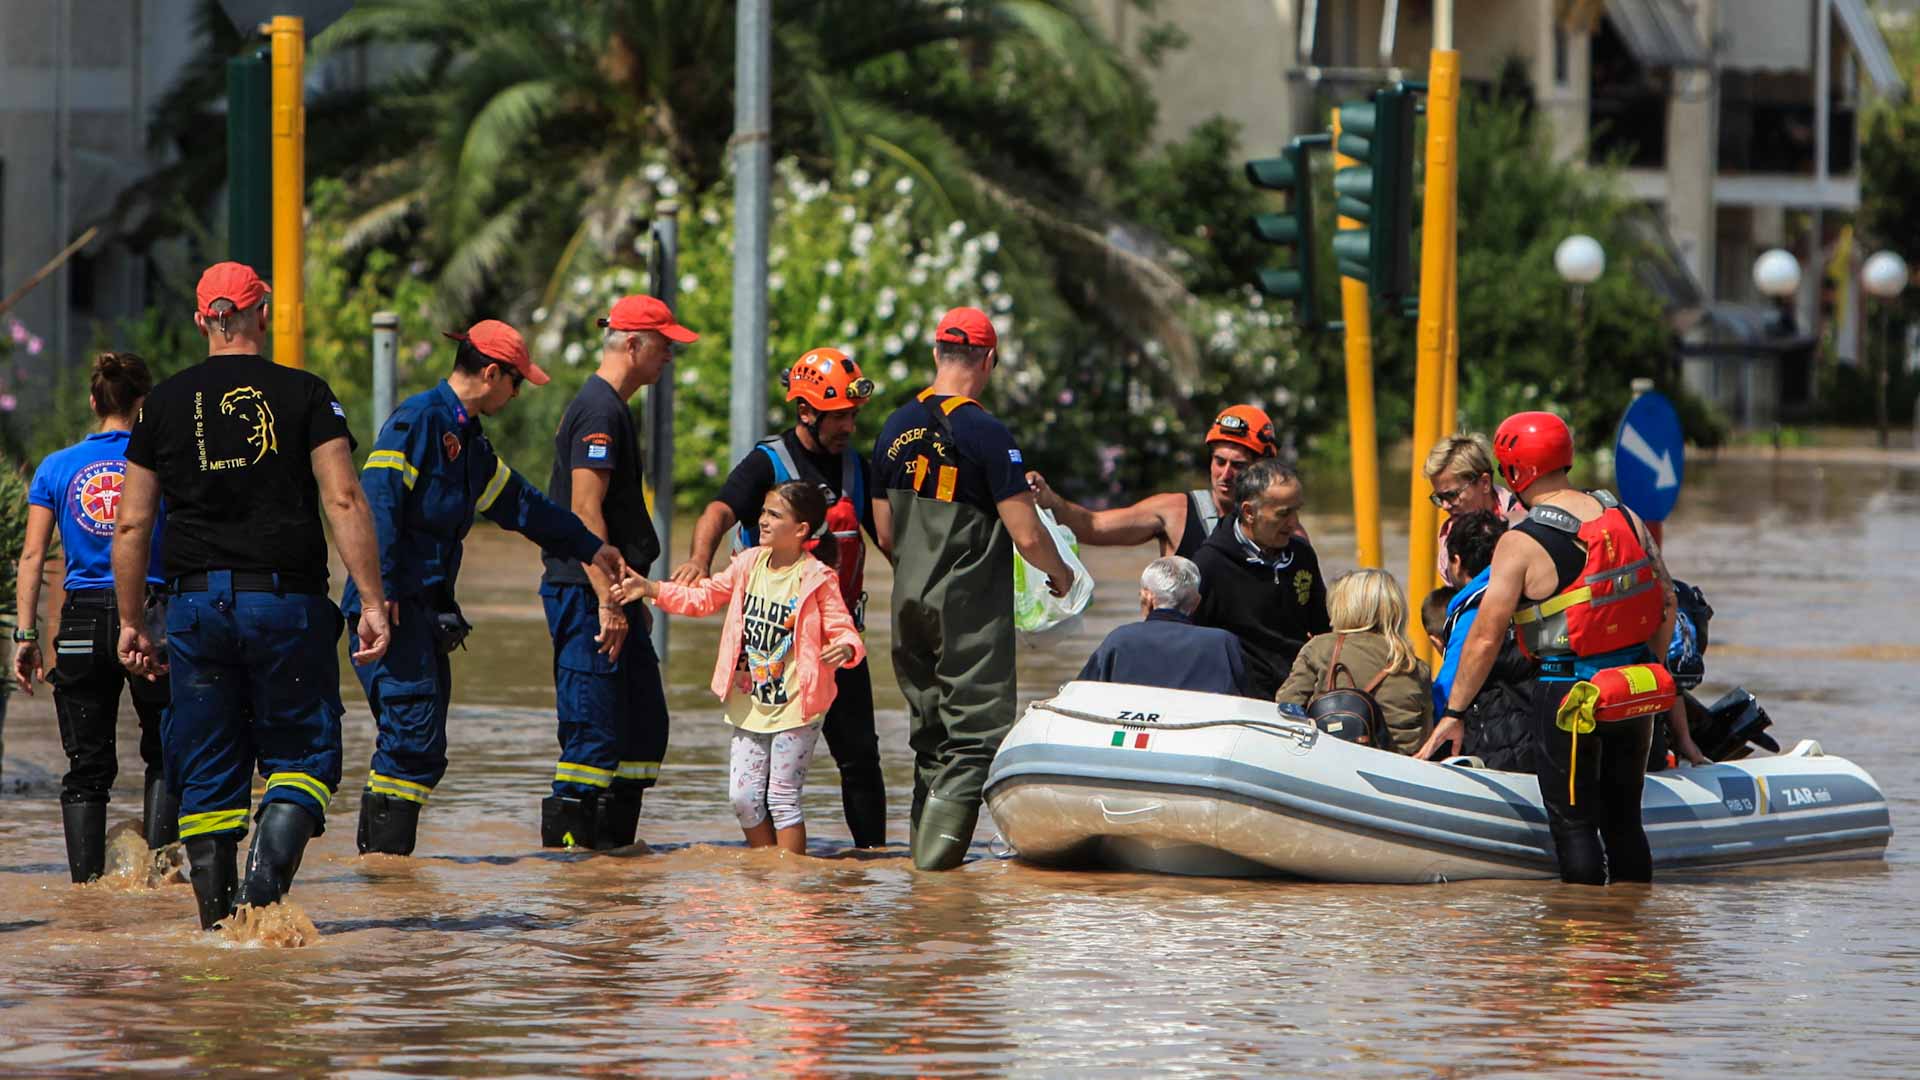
[1493,411,1574,493]
[1205,405,1278,458]
[782,348,874,412]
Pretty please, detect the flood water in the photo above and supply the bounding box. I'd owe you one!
[1,452,1914,1076]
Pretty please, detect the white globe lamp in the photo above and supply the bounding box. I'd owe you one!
[1862,250,1909,300]
[1554,234,1605,285]
[1753,248,1802,299]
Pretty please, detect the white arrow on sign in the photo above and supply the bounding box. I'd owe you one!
[1618,423,1679,489]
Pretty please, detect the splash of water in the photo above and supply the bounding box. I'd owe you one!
[220,903,321,949]
[87,821,187,893]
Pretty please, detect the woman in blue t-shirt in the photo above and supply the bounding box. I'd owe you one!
[12,352,170,883]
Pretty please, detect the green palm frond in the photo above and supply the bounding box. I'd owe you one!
[447,79,563,235]
[437,194,534,316]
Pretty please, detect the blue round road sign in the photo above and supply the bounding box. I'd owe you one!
[1613,391,1685,522]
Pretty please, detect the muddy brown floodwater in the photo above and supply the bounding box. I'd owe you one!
[0,454,1914,1076]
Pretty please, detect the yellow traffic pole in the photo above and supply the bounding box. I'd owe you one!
[270,15,305,368]
[1408,18,1461,661]
[1332,107,1383,570]
[1441,267,1459,438]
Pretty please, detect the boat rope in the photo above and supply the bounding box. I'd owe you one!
[1031,699,1319,747]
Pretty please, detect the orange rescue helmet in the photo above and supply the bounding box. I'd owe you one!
[783,348,874,412]
[1205,405,1278,458]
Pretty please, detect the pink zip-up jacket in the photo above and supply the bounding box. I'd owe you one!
[650,547,866,718]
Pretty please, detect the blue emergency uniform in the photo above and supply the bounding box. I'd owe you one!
[345,381,603,808]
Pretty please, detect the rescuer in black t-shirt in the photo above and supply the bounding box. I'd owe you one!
[536,293,696,851]
[673,348,890,847]
[112,262,391,931]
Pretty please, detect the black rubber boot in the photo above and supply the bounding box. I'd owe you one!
[603,787,642,849]
[909,780,928,836]
[238,803,317,908]
[356,791,422,856]
[143,777,180,849]
[911,795,980,872]
[541,795,594,849]
[184,835,238,929]
[840,777,888,849]
[62,800,107,883]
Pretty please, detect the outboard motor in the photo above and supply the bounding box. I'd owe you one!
[1683,688,1780,761]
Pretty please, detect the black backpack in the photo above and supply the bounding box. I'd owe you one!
[1305,635,1391,748]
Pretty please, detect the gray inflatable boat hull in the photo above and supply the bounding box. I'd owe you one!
[983,682,1892,882]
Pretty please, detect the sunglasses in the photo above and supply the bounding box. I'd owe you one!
[1429,474,1484,508]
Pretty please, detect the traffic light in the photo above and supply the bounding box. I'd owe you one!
[1244,137,1321,328]
[1332,85,1416,302]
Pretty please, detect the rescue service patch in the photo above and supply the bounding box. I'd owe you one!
[587,444,608,460]
[67,461,126,538]
[443,431,463,461]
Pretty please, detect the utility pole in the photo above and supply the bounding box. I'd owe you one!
[269,15,306,368]
[647,202,681,662]
[730,0,772,465]
[1407,0,1460,660]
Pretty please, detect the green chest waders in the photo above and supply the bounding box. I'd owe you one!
[887,487,1016,870]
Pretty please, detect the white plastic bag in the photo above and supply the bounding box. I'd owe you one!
[1013,509,1094,635]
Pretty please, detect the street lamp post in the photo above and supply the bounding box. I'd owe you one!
[1862,250,1909,448]
[1555,235,1605,391]
[1753,249,1803,432]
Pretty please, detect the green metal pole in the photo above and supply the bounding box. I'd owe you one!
[227,47,272,277]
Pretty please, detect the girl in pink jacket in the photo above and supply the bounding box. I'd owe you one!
[619,481,865,854]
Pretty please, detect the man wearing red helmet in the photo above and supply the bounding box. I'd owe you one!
[346,319,626,857]
[1419,411,1700,885]
[537,294,697,851]
[672,347,890,848]
[1025,404,1282,561]
[872,307,1075,870]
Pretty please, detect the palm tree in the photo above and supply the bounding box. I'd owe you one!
[313,0,1199,369]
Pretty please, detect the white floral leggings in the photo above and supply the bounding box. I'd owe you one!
[728,723,821,830]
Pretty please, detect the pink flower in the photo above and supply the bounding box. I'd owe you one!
[1057,389,1074,406]
[702,459,719,478]
[0,394,18,412]
[7,320,25,344]
[413,342,433,360]
[25,336,43,356]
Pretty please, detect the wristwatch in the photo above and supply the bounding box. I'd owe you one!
[12,627,38,643]
[1442,705,1467,720]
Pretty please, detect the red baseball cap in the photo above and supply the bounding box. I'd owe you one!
[444,319,549,386]
[597,295,698,342]
[936,307,997,350]
[195,262,271,317]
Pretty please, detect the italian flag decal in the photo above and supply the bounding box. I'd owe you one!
[1110,731,1151,749]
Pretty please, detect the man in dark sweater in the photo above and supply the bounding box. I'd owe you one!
[1078,556,1244,695]
[1192,459,1330,700]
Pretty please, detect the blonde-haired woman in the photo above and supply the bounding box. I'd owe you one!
[1277,569,1433,754]
[1425,433,1525,584]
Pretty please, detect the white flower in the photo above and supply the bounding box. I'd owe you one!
[962,238,980,259]
[980,231,1000,253]
[768,272,786,291]
[680,368,699,386]
[818,295,834,315]
[1273,387,1293,406]
[1151,416,1168,434]
[824,259,843,277]
[532,306,550,322]
[888,359,910,380]
[840,319,858,338]
[571,276,592,296]
[564,342,585,365]
[840,205,858,225]
[657,177,679,198]
[991,293,1013,313]
[644,162,668,183]
[981,271,1001,291]
[700,207,723,227]
[876,300,896,319]
[680,273,700,294]
[770,244,788,265]
[894,176,914,195]
[884,338,905,359]
[946,220,967,238]
[851,222,875,249]
[851,168,872,188]
[1214,310,1234,331]
[539,330,563,353]
[615,268,637,288]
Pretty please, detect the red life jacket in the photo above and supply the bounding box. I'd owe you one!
[1513,491,1665,661]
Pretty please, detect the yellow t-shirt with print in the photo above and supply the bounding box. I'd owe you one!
[725,550,818,733]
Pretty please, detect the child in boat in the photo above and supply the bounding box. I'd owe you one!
[616,481,864,854]
[1276,568,1433,754]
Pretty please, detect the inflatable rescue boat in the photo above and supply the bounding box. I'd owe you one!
[983,681,1892,882]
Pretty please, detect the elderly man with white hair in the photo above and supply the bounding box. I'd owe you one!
[1076,556,1246,695]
